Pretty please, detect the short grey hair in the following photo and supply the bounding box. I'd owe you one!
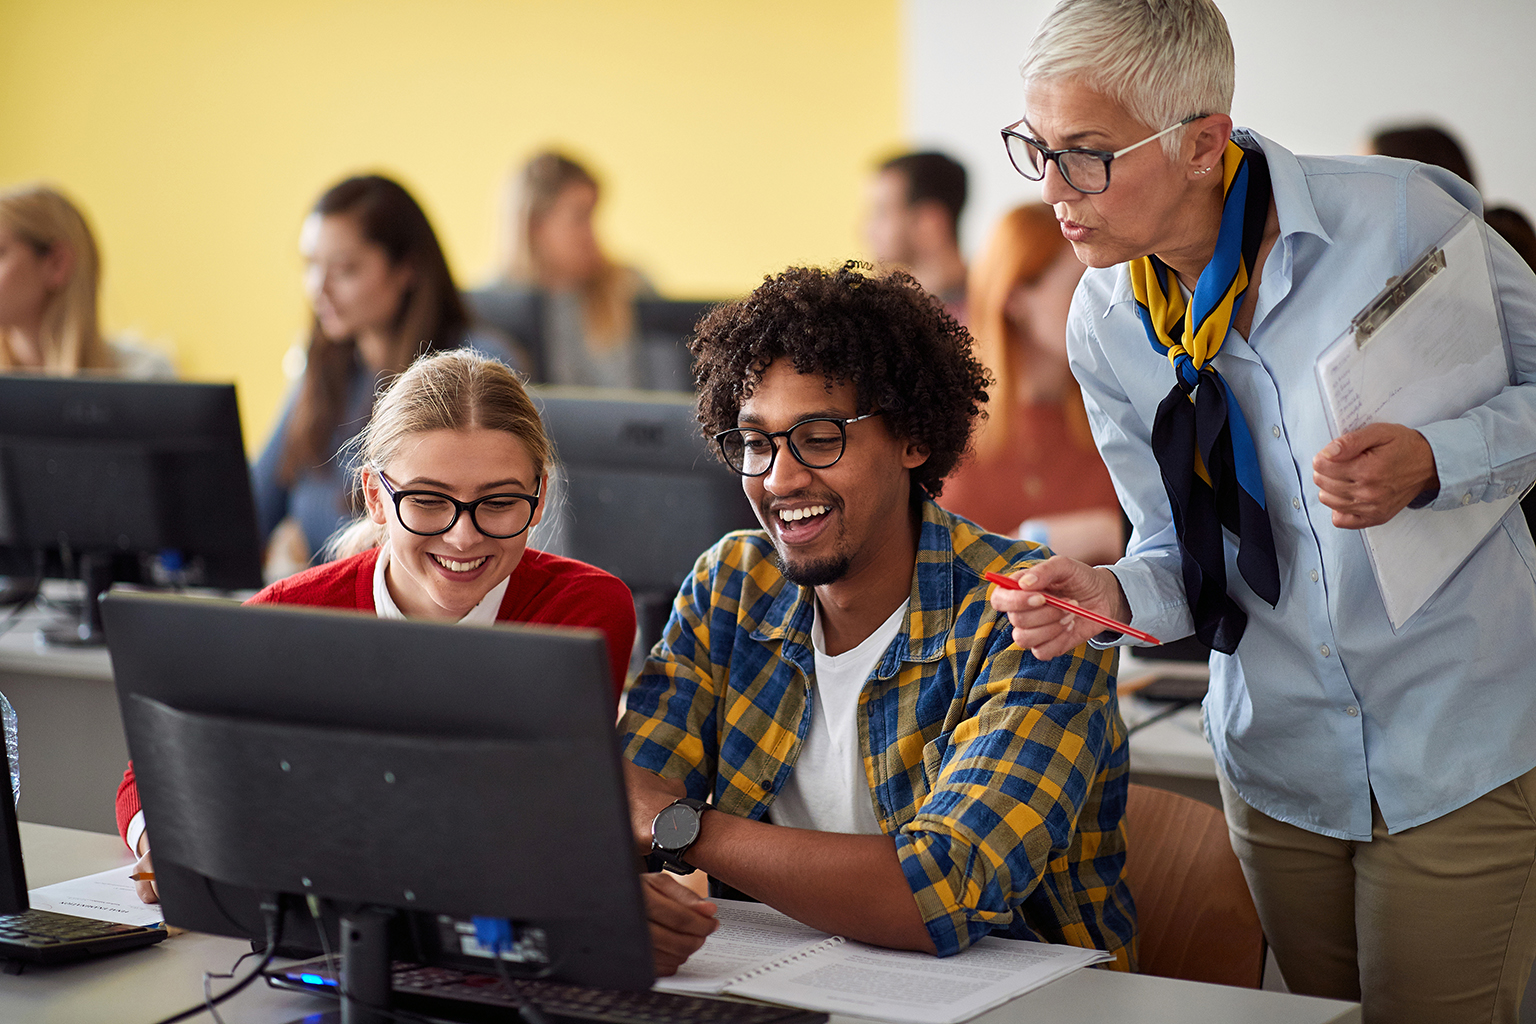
[1021,0,1235,157]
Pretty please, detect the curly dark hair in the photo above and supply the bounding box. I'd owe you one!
[690,263,991,498]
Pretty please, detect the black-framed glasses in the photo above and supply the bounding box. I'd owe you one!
[376,472,541,539]
[1000,114,1204,194]
[713,412,882,478]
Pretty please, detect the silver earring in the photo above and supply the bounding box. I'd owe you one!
[1196,166,1213,176]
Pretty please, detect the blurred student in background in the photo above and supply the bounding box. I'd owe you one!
[469,151,653,388]
[941,204,1123,564]
[864,151,970,319]
[0,185,173,378]
[251,174,518,570]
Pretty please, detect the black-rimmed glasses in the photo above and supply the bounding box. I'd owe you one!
[376,472,541,539]
[1000,114,1204,194]
[713,412,882,478]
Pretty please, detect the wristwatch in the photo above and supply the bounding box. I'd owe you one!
[648,797,708,875]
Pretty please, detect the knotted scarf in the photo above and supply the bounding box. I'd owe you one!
[1130,138,1279,654]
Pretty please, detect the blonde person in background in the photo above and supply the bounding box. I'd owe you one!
[942,204,1123,564]
[0,185,173,378]
[469,151,654,388]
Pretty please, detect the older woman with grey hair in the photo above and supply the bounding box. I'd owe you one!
[988,1,1536,1021]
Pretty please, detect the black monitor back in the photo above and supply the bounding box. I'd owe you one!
[101,591,653,990]
[0,375,261,591]
[533,387,758,598]
[634,299,720,392]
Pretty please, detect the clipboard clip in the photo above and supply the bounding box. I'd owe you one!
[1350,247,1447,347]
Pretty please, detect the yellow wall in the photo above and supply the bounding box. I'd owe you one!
[0,0,902,448]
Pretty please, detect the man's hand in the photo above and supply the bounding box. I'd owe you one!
[1313,423,1438,529]
[132,843,158,905]
[642,872,717,976]
[623,762,687,856]
[988,556,1131,662]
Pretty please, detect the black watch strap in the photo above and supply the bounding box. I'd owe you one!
[649,797,708,875]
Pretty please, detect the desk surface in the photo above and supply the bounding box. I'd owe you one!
[3,823,1360,1024]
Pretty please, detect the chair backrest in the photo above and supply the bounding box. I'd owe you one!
[1122,783,1265,988]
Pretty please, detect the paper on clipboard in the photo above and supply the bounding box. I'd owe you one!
[1315,212,1516,629]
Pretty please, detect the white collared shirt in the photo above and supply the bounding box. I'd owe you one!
[372,542,511,624]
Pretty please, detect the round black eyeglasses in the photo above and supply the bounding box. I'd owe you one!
[376,472,540,539]
[1000,114,1204,194]
[713,412,882,477]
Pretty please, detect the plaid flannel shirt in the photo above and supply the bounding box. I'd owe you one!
[621,499,1136,966]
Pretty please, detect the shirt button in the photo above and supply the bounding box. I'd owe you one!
[1310,570,1319,582]
[1319,644,1331,657]
[1461,493,1473,505]
[1346,705,1359,717]
[1292,497,1302,510]
[1507,485,1519,496]
[1271,425,1281,438]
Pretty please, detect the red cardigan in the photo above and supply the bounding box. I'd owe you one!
[116,546,636,845]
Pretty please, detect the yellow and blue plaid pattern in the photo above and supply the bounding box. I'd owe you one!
[621,500,1136,966]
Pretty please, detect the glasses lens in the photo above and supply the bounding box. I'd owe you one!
[397,493,459,535]
[786,419,847,469]
[1004,134,1046,180]
[471,496,535,539]
[1058,152,1109,193]
[720,429,776,476]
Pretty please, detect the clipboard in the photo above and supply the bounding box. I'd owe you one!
[1315,211,1518,630]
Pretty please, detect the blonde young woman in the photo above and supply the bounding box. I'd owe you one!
[0,185,172,377]
[469,151,653,387]
[118,349,637,902]
[941,203,1123,563]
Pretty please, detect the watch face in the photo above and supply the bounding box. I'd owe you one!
[653,802,701,852]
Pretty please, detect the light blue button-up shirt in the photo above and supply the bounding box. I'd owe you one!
[1070,130,1536,840]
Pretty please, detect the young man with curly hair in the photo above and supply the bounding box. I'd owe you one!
[618,264,1135,976]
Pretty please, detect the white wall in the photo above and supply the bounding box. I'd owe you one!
[904,0,1536,259]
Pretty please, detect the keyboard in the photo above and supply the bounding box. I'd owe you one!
[0,908,167,968]
[268,957,828,1024]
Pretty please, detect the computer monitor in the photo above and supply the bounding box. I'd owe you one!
[634,298,721,392]
[101,591,654,1019]
[0,376,262,645]
[532,386,759,651]
[1,745,26,917]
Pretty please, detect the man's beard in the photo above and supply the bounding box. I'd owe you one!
[772,550,850,588]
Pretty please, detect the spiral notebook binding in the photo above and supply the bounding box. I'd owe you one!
[730,936,846,984]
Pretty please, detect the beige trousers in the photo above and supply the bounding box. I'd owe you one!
[1218,767,1536,1024]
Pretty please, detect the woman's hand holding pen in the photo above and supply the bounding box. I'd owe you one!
[989,556,1133,661]
[131,836,159,905]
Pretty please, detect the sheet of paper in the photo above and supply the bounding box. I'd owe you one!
[1316,214,1516,628]
[27,864,166,928]
[724,934,1113,1024]
[653,898,833,994]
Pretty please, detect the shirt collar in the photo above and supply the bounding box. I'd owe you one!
[372,542,510,624]
[1105,128,1332,313]
[753,498,957,676]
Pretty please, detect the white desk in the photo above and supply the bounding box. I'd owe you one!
[1,823,1360,1024]
[0,595,122,835]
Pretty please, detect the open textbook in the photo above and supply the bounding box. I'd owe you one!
[654,899,1112,1024]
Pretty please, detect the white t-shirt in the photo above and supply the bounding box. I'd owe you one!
[125,544,511,853]
[769,599,909,835]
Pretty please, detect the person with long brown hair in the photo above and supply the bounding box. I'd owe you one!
[120,348,636,903]
[469,151,653,387]
[942,203,1122,563]
[250,174,518,564]
[0,184,172,377]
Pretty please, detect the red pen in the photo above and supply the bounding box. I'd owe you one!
[984,571,1162,646]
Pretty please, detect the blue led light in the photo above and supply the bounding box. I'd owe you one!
[300,973,335,987]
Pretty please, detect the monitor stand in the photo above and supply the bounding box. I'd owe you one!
[281,907,393,1024]
[38,551,112,647]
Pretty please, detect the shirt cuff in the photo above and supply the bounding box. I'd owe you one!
[125,810,146,856]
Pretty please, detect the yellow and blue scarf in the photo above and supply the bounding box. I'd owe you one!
[1130,139,1279,654]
